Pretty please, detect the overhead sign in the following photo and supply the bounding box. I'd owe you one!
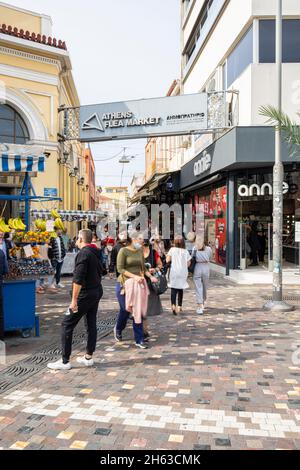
[79,93,208,142]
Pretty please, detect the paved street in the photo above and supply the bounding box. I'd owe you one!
[0,275,300,450]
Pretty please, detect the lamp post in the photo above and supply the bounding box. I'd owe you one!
[264,0,294,312]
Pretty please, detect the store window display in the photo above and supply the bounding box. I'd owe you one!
[190,185,227,266]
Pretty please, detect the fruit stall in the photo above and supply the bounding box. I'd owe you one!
[31,208,106,275]
[0,148,61,338]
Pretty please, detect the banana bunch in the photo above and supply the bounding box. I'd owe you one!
[8,218,26,230]
[34,219,47,232]
[51,208,60,219]
[0,218,11,233]
[54,218,65,231]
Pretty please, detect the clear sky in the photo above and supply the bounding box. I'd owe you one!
[3,0,181,189]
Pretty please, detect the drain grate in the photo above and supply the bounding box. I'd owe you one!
[262,296,300,302]
[0,315,116,394]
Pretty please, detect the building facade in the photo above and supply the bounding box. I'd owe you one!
[84,146,96,211]
[179,0,300,274]
[0,2,90,236]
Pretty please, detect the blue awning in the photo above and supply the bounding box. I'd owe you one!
[0,153,45,172]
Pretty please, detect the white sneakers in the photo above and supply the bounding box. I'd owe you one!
[76,356,94,367]
[47,359,71,370]
[47,356,94,370]
[57,283,65,289]
[197,308,204,315]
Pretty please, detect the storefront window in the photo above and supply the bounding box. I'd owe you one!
[191,185,227,266]
[237,169,300,269]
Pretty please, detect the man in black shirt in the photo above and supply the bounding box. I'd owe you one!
[47,229,104,370]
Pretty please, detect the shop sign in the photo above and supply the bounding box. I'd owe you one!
[194,151,212,177]
[79,94,208,142]
[44,188,58,197]
[238,182,289,197]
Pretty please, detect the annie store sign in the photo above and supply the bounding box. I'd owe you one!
[238,182,289,197]
[194,151,212,177]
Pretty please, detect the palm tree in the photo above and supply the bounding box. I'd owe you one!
[259,105,300,154]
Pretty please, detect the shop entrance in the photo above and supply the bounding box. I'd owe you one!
[237,177,300,271]
[238,198,273,270]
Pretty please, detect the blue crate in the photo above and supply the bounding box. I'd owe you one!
[3,280,39,338]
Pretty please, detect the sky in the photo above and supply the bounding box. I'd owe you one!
[3,0,181,189]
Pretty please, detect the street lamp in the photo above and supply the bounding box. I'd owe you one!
[264,0,294,312]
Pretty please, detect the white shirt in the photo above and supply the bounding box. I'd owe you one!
[168,247,191,290]
[56,237,63,263]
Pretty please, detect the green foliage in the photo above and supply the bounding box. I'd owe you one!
[259,105,300,155]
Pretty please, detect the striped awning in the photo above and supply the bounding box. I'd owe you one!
[0,153,45,172]
[31,210,106,223]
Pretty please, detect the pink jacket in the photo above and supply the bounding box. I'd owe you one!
[125,278,149,324]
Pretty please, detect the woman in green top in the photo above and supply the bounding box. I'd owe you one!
[114,232,157,349]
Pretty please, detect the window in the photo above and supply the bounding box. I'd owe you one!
[0,104,29,144]
[259,20,275,63]
[184,0,216,65]
[222,62,227,90]
[259,19,300,63]
[227,26,253,87]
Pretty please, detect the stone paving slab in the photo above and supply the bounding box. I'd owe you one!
[0,277,300,450]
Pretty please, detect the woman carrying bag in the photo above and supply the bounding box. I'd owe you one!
[141,236,164,341]
[114,232,158,349]
[192,237,212,315]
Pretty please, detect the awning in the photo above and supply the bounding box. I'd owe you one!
[31,210,106,222]
[0,153,45,172]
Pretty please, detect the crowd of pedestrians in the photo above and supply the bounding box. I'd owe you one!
[47,228,212,370]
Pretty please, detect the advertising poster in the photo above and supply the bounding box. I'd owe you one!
[205,219,216,262]
[215,218,226,265]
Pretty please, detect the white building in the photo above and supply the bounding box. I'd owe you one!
[179,0,300,279]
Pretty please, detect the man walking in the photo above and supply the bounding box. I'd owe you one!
[47,229,104,370]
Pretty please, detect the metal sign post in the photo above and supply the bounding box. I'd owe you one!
[264,0,294,312]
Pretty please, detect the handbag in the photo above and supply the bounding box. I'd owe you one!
[147,247,168,295]
[150,270,168,295]
[188,250,197,274]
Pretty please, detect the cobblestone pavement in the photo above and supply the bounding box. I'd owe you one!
[0,276,300,450]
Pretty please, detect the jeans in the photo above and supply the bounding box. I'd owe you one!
[51,260,64,285]
[61,286,103,363]
[171,288,183,307]
[115,283,144,344]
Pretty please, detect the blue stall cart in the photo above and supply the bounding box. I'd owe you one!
[3,280,39,338]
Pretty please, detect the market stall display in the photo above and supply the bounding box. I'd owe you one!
[0,149,62,338]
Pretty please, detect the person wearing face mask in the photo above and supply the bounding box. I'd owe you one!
[114,232,157,349]
[47,229,104,370]
[109,231,128,278]
[142,237,163,341]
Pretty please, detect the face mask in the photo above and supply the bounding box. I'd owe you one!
[133,243,142,250]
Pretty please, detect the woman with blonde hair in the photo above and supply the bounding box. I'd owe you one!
[192,236,212,315]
